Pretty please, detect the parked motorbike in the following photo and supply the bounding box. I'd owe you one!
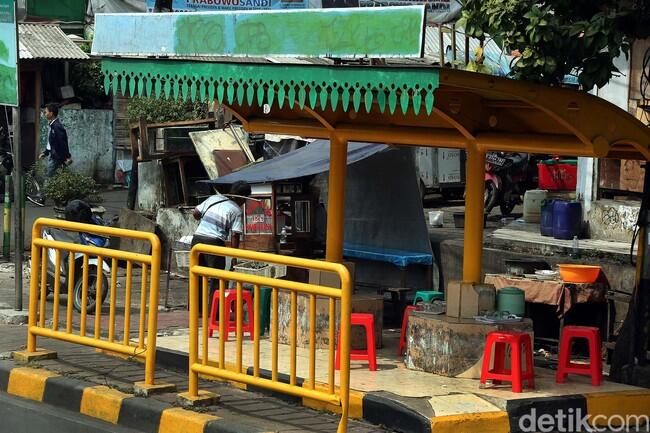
[484,152,535,216]
[37,200,110,313]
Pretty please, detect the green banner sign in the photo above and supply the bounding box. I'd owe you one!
[93,6,425,58]
[0,0,17,106]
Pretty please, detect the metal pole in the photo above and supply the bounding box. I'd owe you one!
[462,143,486,283]
[12,107,22,311]
[325,135,348,263]
[3,174,10,258]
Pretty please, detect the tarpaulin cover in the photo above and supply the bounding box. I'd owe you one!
[205,140,388,184]
[343,243,433,267]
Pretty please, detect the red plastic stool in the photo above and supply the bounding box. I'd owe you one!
[208,289,255,341]
[336,313,377,371]
[480,331,535,393]
[398,306,417,356]
[556,326,602,386]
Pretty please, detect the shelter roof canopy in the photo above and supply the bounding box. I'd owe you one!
[100,58,650,161]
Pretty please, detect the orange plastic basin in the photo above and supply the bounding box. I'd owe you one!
[558,264,601,283]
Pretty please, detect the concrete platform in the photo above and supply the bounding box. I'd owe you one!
[156,328,650,433]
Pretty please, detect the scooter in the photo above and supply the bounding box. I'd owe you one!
[484,152,533,216]
[36,204,110,313]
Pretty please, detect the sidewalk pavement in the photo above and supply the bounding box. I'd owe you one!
[0,324,387,433]
[155,329,650,433]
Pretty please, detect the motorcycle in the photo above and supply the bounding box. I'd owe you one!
[36,201,110,313]
[484,152,535,216]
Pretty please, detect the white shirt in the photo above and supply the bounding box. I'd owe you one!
[46,118,56,151]
[194,194,243,241]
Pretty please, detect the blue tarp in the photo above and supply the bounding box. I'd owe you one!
[206,140,388,184]
[343,243,433,267]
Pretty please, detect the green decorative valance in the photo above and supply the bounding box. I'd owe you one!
[102,59,439,116]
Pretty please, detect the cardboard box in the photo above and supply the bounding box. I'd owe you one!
[351,293,383,349]
[445,281,496,319]
[308,260,356,289]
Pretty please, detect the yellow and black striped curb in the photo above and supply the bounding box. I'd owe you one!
[0,360,265,433]
[158,347,650,433]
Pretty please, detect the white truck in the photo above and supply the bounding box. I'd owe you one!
[415,147,465,200]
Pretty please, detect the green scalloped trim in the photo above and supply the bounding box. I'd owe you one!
[102,59,439,116]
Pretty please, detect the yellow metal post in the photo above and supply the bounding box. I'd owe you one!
[188,251,200,397]
[325,135,348,263]
[337,269,352,433]
[462,144,486,283]
[26,224,41,353]
[145,239,160,386]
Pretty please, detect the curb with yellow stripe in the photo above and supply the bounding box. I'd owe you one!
[4,352,650,433]
[0,360,265,433]
[156,348,650,433]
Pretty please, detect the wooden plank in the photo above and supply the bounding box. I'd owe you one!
[599,159,621,190]
[92,7,426,58]
[145,118,216,129]
[629,38,650,102]
[138,118,149,161]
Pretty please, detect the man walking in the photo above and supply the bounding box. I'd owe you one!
[39,103,71,179]
[192,181,251,312]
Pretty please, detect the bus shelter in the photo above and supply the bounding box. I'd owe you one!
[92,9,650,430]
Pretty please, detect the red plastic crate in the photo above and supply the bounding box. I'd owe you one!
[538,163,577,191]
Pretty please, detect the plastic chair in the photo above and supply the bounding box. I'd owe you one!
[480,331,535,393]
[208,289,255,341]
[398,306,417,356]
[336,313,377,371]
[413,291,444,305]
[556,326,602,386]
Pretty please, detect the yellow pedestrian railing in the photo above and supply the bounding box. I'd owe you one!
[183,244,352,433]
[21,217,165,390]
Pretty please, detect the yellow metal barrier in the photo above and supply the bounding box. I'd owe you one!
[181,245,352,433]
[17,217,171,393]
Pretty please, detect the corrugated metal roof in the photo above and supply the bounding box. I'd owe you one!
[19,24,90,60]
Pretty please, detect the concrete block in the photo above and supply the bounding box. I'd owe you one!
[405,313,533,378]
[133,381,176,397]
[176,390,220,407]
[587,200,640,243]
[0,309,29,325]
[12,349,58,362]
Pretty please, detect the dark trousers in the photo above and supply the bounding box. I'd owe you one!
[191,234,225,314]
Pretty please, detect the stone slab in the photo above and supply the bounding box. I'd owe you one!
[0,309,28,325]
[405,313,533,378]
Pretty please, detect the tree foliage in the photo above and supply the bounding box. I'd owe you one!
[126,97,208,123]
[458,0,650,89]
